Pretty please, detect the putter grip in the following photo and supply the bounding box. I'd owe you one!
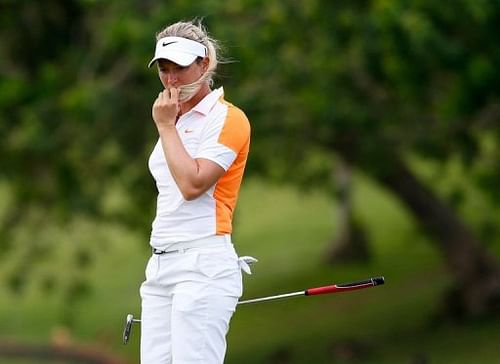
[305,276,384,296]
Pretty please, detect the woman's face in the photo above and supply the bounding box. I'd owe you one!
[157,58,207,89]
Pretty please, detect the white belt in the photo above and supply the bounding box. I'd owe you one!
[152,234,231,255]
[152,235,258,274]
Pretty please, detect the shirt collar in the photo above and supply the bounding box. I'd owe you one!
[191,87,224,116]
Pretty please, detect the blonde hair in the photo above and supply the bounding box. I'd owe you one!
[156,19,221,101]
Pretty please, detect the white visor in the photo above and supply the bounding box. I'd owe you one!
[148,36,207,68]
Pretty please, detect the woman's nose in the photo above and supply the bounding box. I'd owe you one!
[165,72,177,84]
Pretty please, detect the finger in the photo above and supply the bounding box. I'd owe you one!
[155,92,164,103]
[156,92,164,103]
[170,87,180,102]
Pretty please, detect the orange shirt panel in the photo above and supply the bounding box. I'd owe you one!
[214,101,250,234]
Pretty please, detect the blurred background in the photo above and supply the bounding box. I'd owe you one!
[1,0,500,363]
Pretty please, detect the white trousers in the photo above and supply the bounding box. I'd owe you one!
[140,241,243,364]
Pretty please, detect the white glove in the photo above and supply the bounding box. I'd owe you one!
[238,256,258,274]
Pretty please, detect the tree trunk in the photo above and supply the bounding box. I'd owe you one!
[374,156,500,318]
[331,138,500,318]
[325,158,370,264]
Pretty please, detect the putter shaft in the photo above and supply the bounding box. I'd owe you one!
[237,291,304,305]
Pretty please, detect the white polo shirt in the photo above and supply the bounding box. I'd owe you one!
[148,87,250,248]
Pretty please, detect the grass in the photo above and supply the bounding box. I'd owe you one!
[224,177,452,364]
[0,175,499,363]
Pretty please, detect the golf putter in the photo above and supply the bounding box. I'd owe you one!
[123,276,384,344]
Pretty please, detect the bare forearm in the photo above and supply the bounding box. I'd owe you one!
[158,125,202,199]
[152,88,225,200]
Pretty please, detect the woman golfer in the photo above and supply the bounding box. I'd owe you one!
[140,20,251,363]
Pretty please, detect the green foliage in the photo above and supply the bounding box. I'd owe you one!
[1,0,499,323]
[1,179,499,363]
[3,0,498,225]
[219,0,500,184]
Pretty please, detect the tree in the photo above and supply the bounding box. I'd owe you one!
[214,0,500,318]
[1,0,499,320]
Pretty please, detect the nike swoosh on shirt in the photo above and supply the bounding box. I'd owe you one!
[184,129,195,133]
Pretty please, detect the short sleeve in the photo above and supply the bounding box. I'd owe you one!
[195,103,250,171]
